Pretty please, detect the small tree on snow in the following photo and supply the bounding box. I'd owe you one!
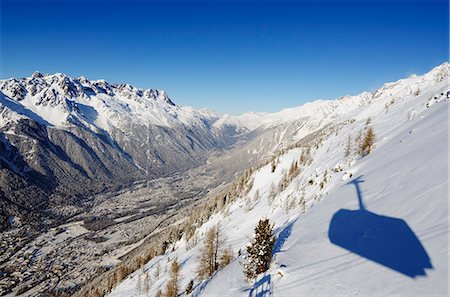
[136,273,141,294]
[360,127,376,156]
[196,225,232,280]
[300,191,306,213]
[243,218,276,281]
[268,182,277,204]
[344,135,352,157]
[143,271,151,296]
[253,189,260,203]
[185,279,194,295]
[155,263,161,279]
[165,258,180,297]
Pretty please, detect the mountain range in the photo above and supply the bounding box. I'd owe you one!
[0,63,448,296]
[1,64,448,226]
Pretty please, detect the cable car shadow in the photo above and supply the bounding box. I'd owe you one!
[248,274,272,297]
[328,175,433,278]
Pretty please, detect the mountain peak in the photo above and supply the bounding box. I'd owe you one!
[32,71,43,79]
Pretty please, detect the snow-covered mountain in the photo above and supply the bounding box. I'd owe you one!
[0,71,221,129]
[0,72,236,223]
[105,63,449,297]
[0,63,448,296]
[214,63,449,167]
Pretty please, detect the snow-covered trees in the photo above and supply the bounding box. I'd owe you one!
[164,258,180,297]
[243,218,276,281]
[196,225,233,280]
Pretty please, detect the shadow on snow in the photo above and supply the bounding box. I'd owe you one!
[273,218,297,254]
[247,218,297,297]
[328,175,433,278]
[248,274,272,297]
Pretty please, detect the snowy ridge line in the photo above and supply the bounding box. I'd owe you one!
[1,62,448,135]
[214,62,449,131]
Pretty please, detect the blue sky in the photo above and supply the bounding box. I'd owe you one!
[1,0,448,114]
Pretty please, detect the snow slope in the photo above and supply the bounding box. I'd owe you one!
[108,64,449,296]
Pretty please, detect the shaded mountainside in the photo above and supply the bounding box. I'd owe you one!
[0,73,242,226]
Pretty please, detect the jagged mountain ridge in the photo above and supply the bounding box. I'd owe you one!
[0,72,235,223]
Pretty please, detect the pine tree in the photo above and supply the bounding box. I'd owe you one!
[243,218,276,281]
[196,225,231,280]
[360,127,376,156]
[355,129,363,154]
[196,226,220,279]
[219,247,233,269]
[165,258,180,297]
[185,279,194,295]
[288,160,298,177]
[271,160,276,172]
[300,191,306,213]
[268,182,277,204]
[344,135,352,157]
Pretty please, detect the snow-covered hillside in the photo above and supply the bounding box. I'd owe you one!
[108,63,449,297]
[217,63,448,135]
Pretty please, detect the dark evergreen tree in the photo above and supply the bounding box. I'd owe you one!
[271,160,276,172]
[185,279,194,294]
[243,218,276,281]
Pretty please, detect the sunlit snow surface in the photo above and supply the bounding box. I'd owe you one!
[107,64,449,297]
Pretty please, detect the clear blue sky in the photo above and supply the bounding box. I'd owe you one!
[1,0,448,114]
